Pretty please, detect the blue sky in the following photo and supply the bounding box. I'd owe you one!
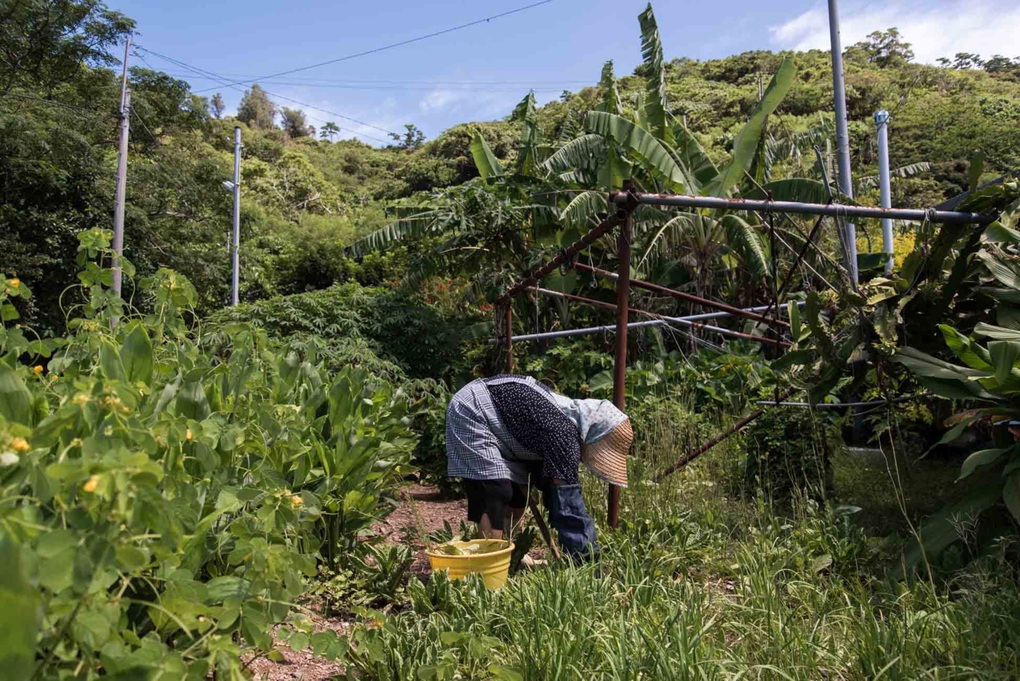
[112,0,1020,145]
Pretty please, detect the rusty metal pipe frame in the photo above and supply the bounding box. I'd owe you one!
[488,302,802,344]
[574,261,789,329]
[529,286,791,348]
[498,214,623,303]
[608,204,633,530]
[612,192,996,225]
[654,388,796,482]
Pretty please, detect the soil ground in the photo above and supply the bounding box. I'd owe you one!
[249,484,466,680]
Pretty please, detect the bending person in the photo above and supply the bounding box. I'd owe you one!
[445,374,632,558]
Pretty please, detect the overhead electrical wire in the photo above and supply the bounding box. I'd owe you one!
[160,74,579,94]
[136,48,396,144]
[191,0,556,94]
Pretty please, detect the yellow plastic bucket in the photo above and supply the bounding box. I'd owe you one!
[426,540,515,590]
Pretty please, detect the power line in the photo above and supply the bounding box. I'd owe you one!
[192,0,556,94]
[137,48,395,144]
[164,72,588,86]
[158,73,571,93]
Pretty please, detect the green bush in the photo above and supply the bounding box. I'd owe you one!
[743,407,842,503]
[0,230,418,678]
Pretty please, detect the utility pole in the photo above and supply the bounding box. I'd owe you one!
[112,37,131,298]
[874,110,894,274]
[231,126,242,306]
[827,0,858,283]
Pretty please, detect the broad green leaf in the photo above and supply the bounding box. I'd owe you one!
[989,340,1020,386]
[968,150,985,192]
[637,3,673,146]
[939,325,992,371]
[706,57,795,197]
[468,129,503,180]
[175,375,210,421]
[958,447,1010,480]
[974,322,1020,341]
[0,365,32,425]
[672,122,716,190]
[978,250,1020,290]
[902,483,1003,573]
[511,92,539,176]
[0,537,40,681]
[893,347,992,399]
[121,323,153,384]
[559,191,606,230]
[598,60,622,115]
[720,214,768,277]
[99,340,126,381]
[1004,473,1020,522]
[585,111,691,192]
[744,178,831,205]
[114,545,150,573]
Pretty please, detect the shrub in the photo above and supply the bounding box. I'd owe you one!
[743,407,842,503]
[0,230,418,678]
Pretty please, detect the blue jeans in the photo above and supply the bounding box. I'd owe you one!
[543,483,598,559]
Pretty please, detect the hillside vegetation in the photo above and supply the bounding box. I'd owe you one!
[3,6,1019,330]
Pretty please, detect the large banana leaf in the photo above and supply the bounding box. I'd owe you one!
[469,129,503,180]
[705,57,795,197]
[597,144,632,195]
[560,190,608,230]
[512,92,540,176]
[744,179,832,205]
[636,212,698,269]
[721,213,769,278]
[637,4,673,146]
[585,111,692,192]
[354,214,437,254]
[599,60,622,115]
[541,133,606,179]
[672,121,717,191]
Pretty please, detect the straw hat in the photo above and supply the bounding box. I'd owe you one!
[581,418,633,487]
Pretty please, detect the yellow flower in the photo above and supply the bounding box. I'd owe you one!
[33,365,43,374]
[10,437,30,453]
[290,495,303,507]
[185,429,193,442]
[8,278,20,288]
[83,475,99,493]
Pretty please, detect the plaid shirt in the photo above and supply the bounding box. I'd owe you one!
[445,375,551,484]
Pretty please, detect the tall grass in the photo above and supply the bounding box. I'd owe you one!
[338,404,1020,680]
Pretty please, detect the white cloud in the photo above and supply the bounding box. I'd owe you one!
[769,1,1020,64]
[420,88,465,113]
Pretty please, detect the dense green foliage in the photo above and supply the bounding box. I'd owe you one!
[3,0,1019,332]
[4,1,1020,678]
[0,234,418,678]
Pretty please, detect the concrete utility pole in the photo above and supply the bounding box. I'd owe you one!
[827,0,858,283]
[112,37,131,298]
[231,126,242,306]
[874,110,894,273]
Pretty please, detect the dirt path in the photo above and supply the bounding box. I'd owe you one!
[249,484,465,680]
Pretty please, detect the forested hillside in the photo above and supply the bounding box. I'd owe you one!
[3,3,1018,332]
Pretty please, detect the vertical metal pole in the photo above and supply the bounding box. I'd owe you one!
[874,110,894,274]
[827,0,858,283]
[231,126,242,306]
[504,303,513,373]
[112,88,131,299]
[609,182,633,530]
